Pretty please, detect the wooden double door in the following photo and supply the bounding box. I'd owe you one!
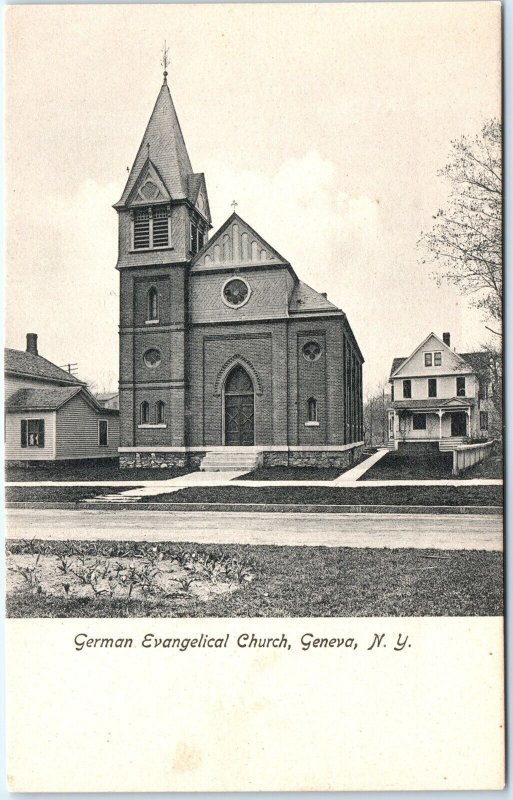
[224,366,255,446]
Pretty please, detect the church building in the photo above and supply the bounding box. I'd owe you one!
[115,68,364,470]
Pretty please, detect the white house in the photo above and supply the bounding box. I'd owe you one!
[5,334,120,464]
[387,332,493,449]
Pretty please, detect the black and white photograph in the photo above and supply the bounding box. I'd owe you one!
[4,2,505,792]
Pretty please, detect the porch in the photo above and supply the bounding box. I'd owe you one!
[387,398,475,451]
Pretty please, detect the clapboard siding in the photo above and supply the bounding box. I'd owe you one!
[55,394,119,459]
[5,412,56,460]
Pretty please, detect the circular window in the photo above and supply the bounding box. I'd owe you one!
[143,348,161,368]
[222,277,251,308]
[302,341,322,362]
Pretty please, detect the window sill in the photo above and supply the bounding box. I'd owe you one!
[138,424,167,429]
[305,421,320,427]
[145,320,160,326]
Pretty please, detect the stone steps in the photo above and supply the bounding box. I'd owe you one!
[200,450,263,472]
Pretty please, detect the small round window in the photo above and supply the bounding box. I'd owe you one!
[302,341,322,362]
[222,278,250,308]
[143,348,161,368]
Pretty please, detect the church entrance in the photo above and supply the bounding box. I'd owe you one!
[224,365,255,446]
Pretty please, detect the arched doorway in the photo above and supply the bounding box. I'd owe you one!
[224,365,255,445]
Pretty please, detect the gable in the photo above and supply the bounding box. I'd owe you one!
[126,160,171,206]
[191,213,290,272]
[392,334,473,378]
[187,173,211,223]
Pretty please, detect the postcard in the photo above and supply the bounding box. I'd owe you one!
[4,2,504,792]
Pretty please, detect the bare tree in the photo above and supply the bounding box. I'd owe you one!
[363,383,391,447]
[418,119,502,333]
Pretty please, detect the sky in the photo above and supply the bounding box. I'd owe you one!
[5,2,501,395]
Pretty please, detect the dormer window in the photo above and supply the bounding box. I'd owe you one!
[132,205,170,250]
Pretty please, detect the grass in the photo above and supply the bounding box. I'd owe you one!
[6,459,196,483]
[5,486,132,503]
[5,538,502,617]
[362,450,454,480]
[139,484,502,507]
[237,467,348,481]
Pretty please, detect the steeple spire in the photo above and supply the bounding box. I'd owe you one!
[161,41,169,85]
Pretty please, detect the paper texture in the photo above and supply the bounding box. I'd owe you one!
[4,2,504,792]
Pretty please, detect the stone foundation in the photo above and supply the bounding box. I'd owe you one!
[263,445,363,469]
[119,452,202,469]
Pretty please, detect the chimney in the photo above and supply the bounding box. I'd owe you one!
[26,333,38,356]
[442,332,451,347]
[321,292,327,299]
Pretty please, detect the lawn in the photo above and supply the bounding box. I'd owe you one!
[5,485,133,503]
[362,450,453,480]
[5,539,503,618]
[237,467,348,481]
[139,484,502,507]
[6,459,196,483]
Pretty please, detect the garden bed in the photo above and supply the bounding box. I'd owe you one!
[5,538,502,618]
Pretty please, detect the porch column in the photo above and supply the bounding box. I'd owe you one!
[466,407,471,436]
[438,410,443,440]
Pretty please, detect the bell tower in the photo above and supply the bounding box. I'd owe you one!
[115,53,211,463]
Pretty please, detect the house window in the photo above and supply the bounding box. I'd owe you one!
[479,382,489,401]
[155,401,166,425]
[424,353,432,367]
[98,420,108,447]
[307,397,318,422]
[434,352,442,366]
[403,379,411,399]
[21,419,45,448]
[480,411,489,430]
[412,413,426,430]
[133,206,170,250]
[456,376,466,397]
[140,401,150,425]
[428,378,437,398]
[147,287,159,321]
[391,383,394,401]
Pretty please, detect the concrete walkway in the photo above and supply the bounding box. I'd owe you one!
[333,448,388,482]
[5,508,503,551]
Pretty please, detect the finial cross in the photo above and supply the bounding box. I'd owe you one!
[231,200,238,212]
[161,41,169,83]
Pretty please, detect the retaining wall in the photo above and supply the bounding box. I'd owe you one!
[452,441,494,476]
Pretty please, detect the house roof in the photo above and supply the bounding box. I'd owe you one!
[289,280,341,314]
[115,82,194,207]
[96,392,119,402]
[390,397,475,410]
[6,386,83,411]
[389,357,407,379]
[5,348,85,386]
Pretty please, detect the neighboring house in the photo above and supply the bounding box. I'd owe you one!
[387,332,493,450]
[96,392,120,410]
[5,334,119,463]
[115,71,364,469]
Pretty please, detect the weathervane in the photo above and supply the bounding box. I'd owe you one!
[161,40,169,84]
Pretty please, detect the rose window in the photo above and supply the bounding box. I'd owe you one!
[222,278,250,308]
[302,341,322,362]
[143,348,162,368]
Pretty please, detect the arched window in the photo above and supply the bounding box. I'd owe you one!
[140,401,150,425]
[307,397,318,422]
[155,400,166,425]
[147,287,158,321]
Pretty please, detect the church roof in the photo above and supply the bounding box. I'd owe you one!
[5,348,85,386]
[115,82,193,207]
[289,281,340,314]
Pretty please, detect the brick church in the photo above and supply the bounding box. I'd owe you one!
[116,69,364,470]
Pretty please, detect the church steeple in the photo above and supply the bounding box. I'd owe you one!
[115,80,194,208]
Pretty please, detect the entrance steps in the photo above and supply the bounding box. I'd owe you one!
[439,438,466,451]
[200,449,263,472]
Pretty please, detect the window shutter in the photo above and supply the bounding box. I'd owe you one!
[21,419,27,448]
[152,207,169,247]
[134,209,150,249]
[38,420,45,448]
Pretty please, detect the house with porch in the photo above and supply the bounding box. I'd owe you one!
[387,332,492,450]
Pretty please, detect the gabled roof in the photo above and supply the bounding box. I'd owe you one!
[6,386,82,411]
[5,348,85,386]
[191,212,291,272]
[289,281,341,314]
[389,357,407,379]
[115,82,193,208]
[389,332,471,379]
[187,173,211,223]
